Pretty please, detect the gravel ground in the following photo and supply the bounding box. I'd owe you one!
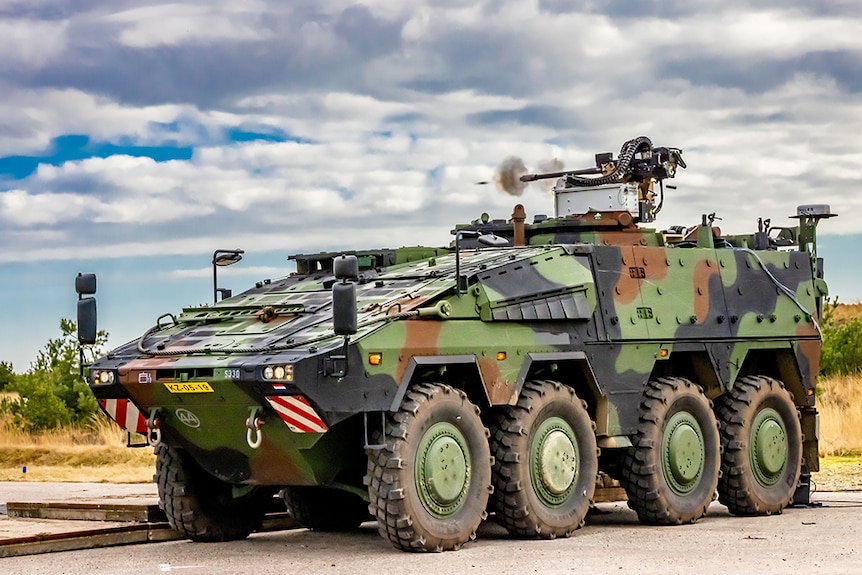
[812,458,862,492]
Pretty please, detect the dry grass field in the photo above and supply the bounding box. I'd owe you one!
[817,374,862,456]
[831,302,862,324]
[0,411,155,482]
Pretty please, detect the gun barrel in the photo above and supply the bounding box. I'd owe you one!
[520,167,601,182]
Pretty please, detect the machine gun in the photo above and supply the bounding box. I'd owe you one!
[520,136,686,224]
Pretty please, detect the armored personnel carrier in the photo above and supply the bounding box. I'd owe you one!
[77,136,834,552]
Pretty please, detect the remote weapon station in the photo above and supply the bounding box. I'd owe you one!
[77,137,834,551]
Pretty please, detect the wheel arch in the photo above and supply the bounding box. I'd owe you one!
[737,347,807,406]
[518,352,605,435]
[391,356,490,412]
[648,349,722,399]
[392,353,606,433]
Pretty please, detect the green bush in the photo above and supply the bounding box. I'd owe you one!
[0,319,106,432]
[1,373,73,432]
[821,318,862,377]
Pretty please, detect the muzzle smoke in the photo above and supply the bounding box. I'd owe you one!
[494,157,564,196]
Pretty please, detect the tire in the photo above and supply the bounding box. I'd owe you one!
[716,375,802,515]
[154,443,268,541]
[365,383,493,552]
[283,486,370,531]
[620,377,721,525]
[490,380,598,538]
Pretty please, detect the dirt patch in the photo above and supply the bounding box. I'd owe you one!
[812,456,862,492]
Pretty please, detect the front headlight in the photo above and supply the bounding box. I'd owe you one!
[262,364,293,381]
[93,370,115,385]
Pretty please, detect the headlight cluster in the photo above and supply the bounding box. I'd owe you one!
[262,364,294,381]
[92,370,116,384]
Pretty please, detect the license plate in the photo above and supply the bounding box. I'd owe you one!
[164,382,214,393]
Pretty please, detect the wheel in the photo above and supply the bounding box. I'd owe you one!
[620,377,721,525]
[490,380,598,538]
[716,375,802,515]
[365,383,492,552]
[283,486,370,531]
[154,443,269,541]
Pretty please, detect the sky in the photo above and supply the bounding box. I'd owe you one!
[1,0,861,371]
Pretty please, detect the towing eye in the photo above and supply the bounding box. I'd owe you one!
[246,407,265,449]
[147,409,164,447]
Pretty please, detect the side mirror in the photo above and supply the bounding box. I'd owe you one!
[77,297,97,345]
[334,254,359,280]
[332,282,357,335]
[76,273,97,295]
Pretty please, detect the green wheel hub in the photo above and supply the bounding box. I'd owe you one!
[530,417,579,507]
[415,422,471,517]
[750,408,788,487]
[661,411,705,496]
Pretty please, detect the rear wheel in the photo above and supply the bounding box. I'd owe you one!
[716,375,802,515]
[365,383,492,552]
[283,486,370,531]
[154,443,270,541]
[621,377,720,525]
[490,380,597,538]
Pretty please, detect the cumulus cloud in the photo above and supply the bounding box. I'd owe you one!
[1,0,861,269]
[4,0,862,370]
[0,18,68,68]
[108,3,272,48]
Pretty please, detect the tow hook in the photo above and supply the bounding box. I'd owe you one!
[246,407,265,449]
[147,409,163,447]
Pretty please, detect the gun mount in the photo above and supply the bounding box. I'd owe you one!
[520,136,685,224]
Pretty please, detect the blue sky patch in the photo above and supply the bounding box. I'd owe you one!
[0,126,312,181]
[0,134,193,180]
[226,127,312,144]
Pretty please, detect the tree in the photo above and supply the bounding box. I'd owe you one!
[1,320,108,431]
[821,318,862,377]
[2,373,72,432]
[0,361,14,391]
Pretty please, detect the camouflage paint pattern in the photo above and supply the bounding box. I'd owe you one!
[88,210,827,487]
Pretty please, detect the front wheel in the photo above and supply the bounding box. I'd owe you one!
[716,375,802,515]
[365,383,492,552]
[154,443,270,541]
[620,377,720,525]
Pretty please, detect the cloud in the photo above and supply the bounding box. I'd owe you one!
[4,0,862,372]
[0,188,92,226]
[1,0,861,259]
[108,3,271,48]
[0,89,213,156]
[163,265,287,280]
[0,18,68,68]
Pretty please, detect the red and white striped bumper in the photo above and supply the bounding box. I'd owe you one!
[98,398,148,434]
[265,395,328,433]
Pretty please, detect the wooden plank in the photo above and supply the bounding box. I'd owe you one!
[0,523,180,558]
[6,502,165,523]
[0,513,298,557]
